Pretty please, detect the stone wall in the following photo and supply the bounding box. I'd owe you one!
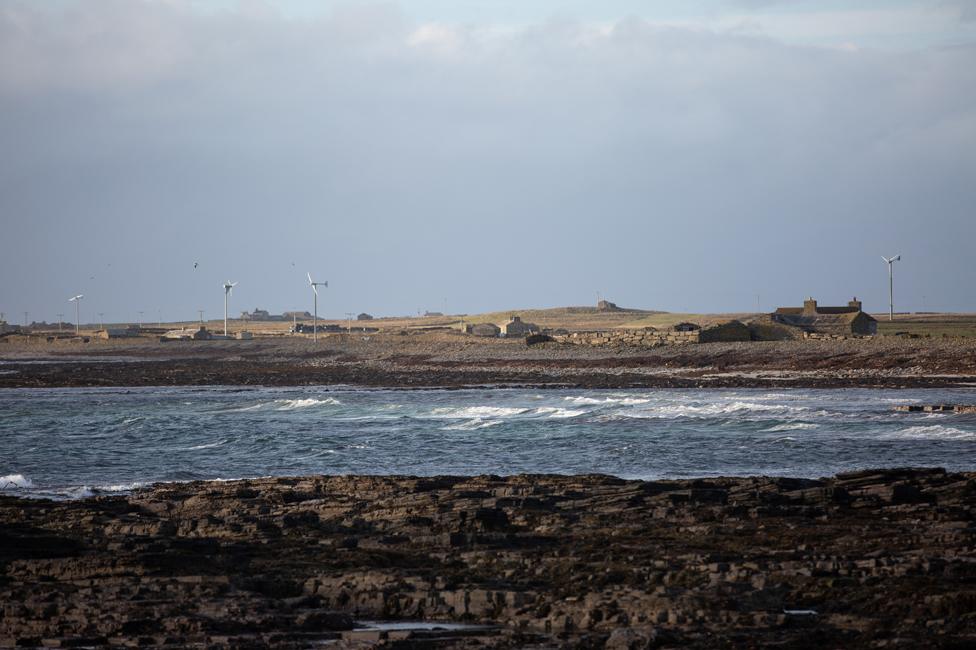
[554,328,700,347]
[553,320,752,348]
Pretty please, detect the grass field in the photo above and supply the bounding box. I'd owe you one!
[873,314,976,338]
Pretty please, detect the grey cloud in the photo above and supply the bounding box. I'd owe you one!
[0,1,974,322]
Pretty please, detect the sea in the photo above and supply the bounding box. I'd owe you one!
[1,386,975,499]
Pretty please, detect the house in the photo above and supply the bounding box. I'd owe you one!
[241,308,274,321]
[357,313,374,321]
[773,297,877,336]
[502,315,540,338]
[465,323,501,337]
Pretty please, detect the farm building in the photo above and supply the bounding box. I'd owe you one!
[161,326,212,341]
[773,298,877,336]
[502,316,540,338]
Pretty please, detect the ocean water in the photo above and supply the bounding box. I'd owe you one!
[1,386,975,499]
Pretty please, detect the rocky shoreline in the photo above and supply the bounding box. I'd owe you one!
[2,469,975,648]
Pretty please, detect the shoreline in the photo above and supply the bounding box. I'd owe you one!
[3,334,976,390]
[2,359,976,390]
[2,468,974,648]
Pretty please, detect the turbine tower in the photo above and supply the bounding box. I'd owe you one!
[882,255,901,322]
[68,295,84,336]
[307,273,328,341]
[222,281,237,336]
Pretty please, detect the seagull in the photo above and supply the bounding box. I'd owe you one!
[193,262,199,269]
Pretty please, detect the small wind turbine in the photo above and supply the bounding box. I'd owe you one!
[68,295,83,335]
[307,273,328,341]
[223,281,237,336]
[882,255,901,322]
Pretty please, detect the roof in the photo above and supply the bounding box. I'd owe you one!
[775,312,875,328]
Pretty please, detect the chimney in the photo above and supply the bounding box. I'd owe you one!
[848,297,862,311]
[803,297,818,314]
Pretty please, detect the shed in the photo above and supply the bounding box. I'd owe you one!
[468,322,501,337]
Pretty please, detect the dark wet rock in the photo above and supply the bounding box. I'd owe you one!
[1,469,975,648]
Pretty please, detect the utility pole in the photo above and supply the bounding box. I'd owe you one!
[98,313,104,330]
[138,311,144,328]
[198,310,204,327]
[24,312,28,328]
[882,255,901,322]
[57,313,64,333]
[345,312,354,333]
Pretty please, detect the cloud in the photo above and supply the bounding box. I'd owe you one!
[0,1,974,317]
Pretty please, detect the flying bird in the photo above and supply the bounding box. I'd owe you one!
[194,262,199,269]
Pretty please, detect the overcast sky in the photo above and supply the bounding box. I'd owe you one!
[1,0,974,323]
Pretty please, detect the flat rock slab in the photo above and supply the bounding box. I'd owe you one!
[1,468,975,648]
[895,404,976,413]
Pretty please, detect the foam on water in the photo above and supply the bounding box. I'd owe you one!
[0,473,32,490]
[441,419,504,431]
[274,397,342,410]
[429,406,529,419]
[763,422,820,432]
[886,425,976,441]
[564,395,651,406]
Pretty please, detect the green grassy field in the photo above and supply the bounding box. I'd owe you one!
[874,316,976,339]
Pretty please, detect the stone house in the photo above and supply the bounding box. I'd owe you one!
[773,298,877,336]
[502,316,540,338]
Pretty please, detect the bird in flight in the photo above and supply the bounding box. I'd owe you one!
[194,262,199,269]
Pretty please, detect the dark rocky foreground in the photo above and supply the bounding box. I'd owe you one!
[2,469,975,648]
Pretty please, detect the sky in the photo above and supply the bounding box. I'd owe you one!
[0,0,974,324]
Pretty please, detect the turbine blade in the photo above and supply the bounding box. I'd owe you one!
[311,284,318,295]
[307,272,313,285]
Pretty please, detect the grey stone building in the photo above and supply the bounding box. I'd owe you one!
[773,298,877,336]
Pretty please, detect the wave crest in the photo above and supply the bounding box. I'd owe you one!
[0,473,32,490]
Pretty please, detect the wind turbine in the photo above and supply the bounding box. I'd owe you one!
[307,273,328,341]
[68,295,83,335]
[223,281,237,336]
[882,255,901,322]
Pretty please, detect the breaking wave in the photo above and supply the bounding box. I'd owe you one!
[429,406,528,419]
[274,398,342,410]
[887,425,976,441]
[0,473,32,490]
[763,422,820,432]
[623,401,808,419]
[441,419,504,431]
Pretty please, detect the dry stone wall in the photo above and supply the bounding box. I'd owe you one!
[554,328,700,348]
